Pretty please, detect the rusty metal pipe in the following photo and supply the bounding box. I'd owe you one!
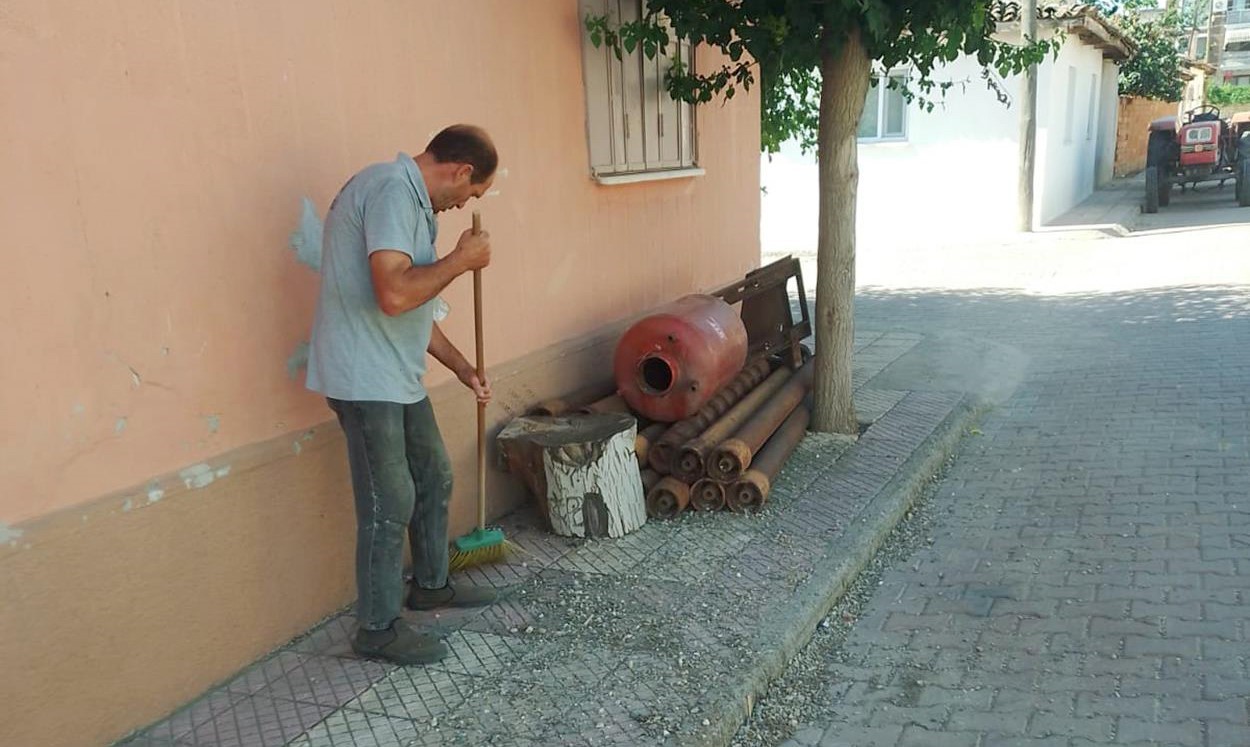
[646,476,691,520]
[690,478,727,512]
[647,441,678,476]
[530,381,617,417]
[578,393,630,415]
[640,468,662,494]
[647,357,772,474]
[709,359,815,482]
[728,406,810,513]
[634,423,667,466]
[673,366,794,483]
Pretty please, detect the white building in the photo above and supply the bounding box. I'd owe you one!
[761,3,1135,253]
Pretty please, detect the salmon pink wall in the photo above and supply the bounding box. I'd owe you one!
[0,0,759,528]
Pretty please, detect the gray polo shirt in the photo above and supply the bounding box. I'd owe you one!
[307,153,439,404]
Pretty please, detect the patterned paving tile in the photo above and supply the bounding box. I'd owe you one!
[424,630,533,678]
[591,650,721,743]
[289,614,356,657]
[550,528,669,576]
[433,678,569,745]
[460,595,539,635]
[856,388,910,424]
[634,518,754,585]
[342,667,476,723]
[286,707,420,747]
[118,689,244,744]
[223,651,318,696]
[400,605,484,636]
[172,695,333,746]
[244,654,392,710]
[506,640,623,690]
[113,732,182,747]
[404,725,493,747]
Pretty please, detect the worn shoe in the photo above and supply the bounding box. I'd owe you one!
[406,583,499,611]
[351,619,448,666]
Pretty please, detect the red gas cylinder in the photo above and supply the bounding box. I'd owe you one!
[614,294,748,423]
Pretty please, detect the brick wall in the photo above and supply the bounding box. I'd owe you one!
[1114,96,1179,177]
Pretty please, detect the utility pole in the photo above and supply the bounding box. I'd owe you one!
[1018,0,1038,232]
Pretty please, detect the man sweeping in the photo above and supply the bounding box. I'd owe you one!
[307,125,499,665]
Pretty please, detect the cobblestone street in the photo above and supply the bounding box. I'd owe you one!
[775,201,1250,746]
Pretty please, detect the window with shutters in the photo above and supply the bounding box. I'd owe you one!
[857,72,908,142]
[580,0,701,184]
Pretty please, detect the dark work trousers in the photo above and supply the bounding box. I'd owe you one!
[327,398,453,631]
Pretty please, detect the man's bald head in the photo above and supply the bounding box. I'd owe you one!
[425,125,497,185]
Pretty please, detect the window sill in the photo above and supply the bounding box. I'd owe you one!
[593,167,706,186]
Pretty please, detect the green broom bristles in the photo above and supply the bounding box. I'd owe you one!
[448,527,519,571]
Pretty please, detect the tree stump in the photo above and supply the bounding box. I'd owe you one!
[497,412,646,539]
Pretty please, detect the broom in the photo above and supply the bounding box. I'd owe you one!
[448,210,515,571]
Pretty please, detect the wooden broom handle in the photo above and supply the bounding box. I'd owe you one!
[472,210,486,528]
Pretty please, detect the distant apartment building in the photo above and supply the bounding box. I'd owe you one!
[1189,0,1250,85]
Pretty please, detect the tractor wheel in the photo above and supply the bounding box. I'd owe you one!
[1238,160,1250,208]
[1159,173,1171,206]
[1146,130,1173,170]
[1145,166,1160,214]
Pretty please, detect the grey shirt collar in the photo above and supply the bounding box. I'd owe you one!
[397,152,432,210]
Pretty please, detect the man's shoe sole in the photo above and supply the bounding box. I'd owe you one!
[406,596,497,612]
[351,642,449,666]
[406,588,502,611]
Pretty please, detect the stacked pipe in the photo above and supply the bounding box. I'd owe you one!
[727,406,810,512]
[645,358,814,518]
[646,358,773,475]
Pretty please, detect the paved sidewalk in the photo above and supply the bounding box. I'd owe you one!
[1042,175,1143,237]
[776,281,1250,745]
[116,330,975,747]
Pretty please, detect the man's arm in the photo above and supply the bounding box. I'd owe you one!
[369,250,472,317]
[428,322,473,380]
[363,177,491,316]
[429,322,492,403]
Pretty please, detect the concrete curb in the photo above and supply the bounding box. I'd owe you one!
[692,398,984,747]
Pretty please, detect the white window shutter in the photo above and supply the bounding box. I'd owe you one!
[641,28,663,167]
[616,0,647,171]
[654,22,683,168]
[677,38,695,167]
[580,0,616,174]
[579,0,699,178]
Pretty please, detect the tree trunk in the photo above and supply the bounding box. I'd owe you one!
[811,27,871,434]
[1019,0,1038,232]
[497,413,646,538]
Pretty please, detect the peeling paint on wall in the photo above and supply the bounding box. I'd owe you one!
[292,430,315,455]
[287,341,310,379]
[147,485,165,504]
[2,523,25,545]
[204,415,220,434]
[289,197,324,271]
[114,417,128,434]
[72,403,85,416]
[178,463,231,491]
[180,464,215,489]
[122,498,134,512]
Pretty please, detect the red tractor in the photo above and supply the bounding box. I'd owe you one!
[1144,105,1250,213]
